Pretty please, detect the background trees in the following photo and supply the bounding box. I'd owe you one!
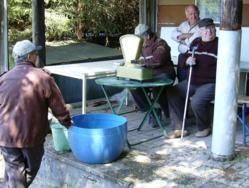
[8,0,139,47]
[197,0,220,23]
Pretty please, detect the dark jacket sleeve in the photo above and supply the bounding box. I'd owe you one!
[47,76,71,128]
[143,40,171,68]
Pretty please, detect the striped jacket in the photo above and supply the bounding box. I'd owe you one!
[184,37,218,85]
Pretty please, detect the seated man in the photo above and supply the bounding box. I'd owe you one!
[171,4,200,82]
[167,18,218,138]
[130,24,176,126]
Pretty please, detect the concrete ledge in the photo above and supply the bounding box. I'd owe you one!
[31,135,133,188]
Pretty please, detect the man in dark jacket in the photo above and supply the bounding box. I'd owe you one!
[0,40,72,187]
[167,18,218,138]
[130,24,176,126]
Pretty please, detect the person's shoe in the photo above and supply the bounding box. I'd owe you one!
[151,123,159,128]
[149,116,159,128]
[148,108,162,128]
[195,128,210,137]
[167,129,189,139]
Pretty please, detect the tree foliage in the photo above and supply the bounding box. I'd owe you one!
[8,0,32,43]
[49,0,139,39]
[197,0,220,23]
[8,0,139,43]
[9,0,32,30]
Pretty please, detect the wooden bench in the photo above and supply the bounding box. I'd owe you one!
[189,97,248,144]
[237,96,249,144]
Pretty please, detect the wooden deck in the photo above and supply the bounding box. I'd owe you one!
[25,100,249,188]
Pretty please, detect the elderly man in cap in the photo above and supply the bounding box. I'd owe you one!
[167,18,218,138]
[172,4,200,82]
[0,40,71,187]
[130,24,176,127]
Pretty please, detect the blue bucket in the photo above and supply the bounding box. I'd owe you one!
[68,113,127,164]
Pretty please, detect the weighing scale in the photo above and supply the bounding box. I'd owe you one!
[116,34,153,81]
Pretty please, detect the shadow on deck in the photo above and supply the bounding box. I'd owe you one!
[29,102,249,188]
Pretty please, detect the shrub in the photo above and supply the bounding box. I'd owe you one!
[8,0,32,44]
[8,0,139,44]
[45,10,74,41]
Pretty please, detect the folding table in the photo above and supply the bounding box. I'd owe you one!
[95,77,173,147]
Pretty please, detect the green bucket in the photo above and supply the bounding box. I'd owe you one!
[50,123,70,153]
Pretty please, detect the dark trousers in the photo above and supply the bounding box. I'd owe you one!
[0,145,44,188]
[177,53,188,82]
[130,87,169,118]
[167,80,215,131]
[130,73,175,119]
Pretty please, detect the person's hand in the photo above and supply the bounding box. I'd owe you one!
[177,33,193,40]
[64,118,73,129]
[66,120,74,129]
[42,68,51,75]
[65,104,73,112]
[131,59,145,65]
[186,57,196,66]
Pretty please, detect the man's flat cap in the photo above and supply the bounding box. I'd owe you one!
[198,18,215,28]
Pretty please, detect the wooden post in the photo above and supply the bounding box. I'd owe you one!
[211,0,242,161]
[0,1,3,72]
[220,0,242,30]
[139,0,157,32]
[32,0,46,67]
[148,0,157,32]
[139,0,146,24]
[0,0,8,72]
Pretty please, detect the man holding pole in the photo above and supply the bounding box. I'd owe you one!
[167,18,218,139]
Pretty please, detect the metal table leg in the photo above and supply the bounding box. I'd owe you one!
[137,87,166,136]
[100,85,116,114]
[99,85,132,149]
[99,84,168,148]
[82,75,86,114]
[100,85,128,114]
[127,86,167,147]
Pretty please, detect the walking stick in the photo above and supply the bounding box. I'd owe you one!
[181,46,198,139]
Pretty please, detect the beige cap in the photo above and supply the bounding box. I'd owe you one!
[134,24,149,36]
[12,40,42,58]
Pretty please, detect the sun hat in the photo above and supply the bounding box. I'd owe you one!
[12,40,42,58]
[134,24,150,36]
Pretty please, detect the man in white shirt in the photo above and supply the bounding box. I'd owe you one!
[171,5,200,81]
